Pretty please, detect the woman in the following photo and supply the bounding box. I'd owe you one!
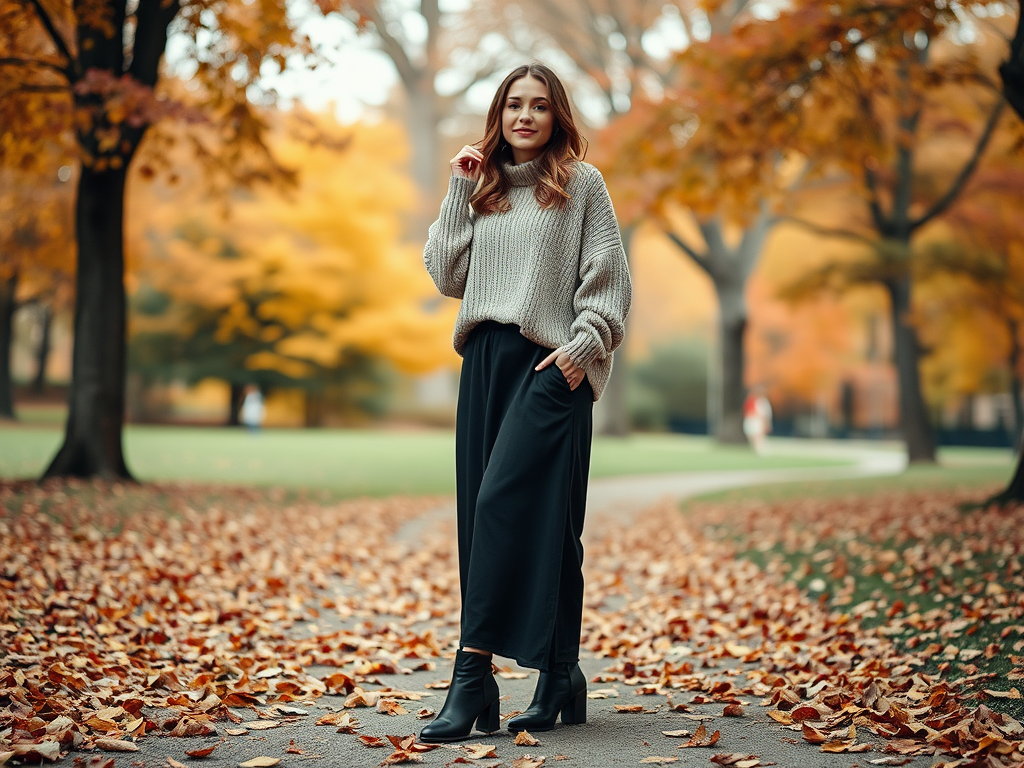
[420,62,631,743]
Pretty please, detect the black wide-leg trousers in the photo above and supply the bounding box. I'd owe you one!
[456,321,594,672]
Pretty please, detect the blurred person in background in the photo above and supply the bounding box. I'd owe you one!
[239,384,266,433]
[420,62,632,742]
[743,385,773,454]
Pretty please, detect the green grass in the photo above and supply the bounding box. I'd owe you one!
[0,425,851,497]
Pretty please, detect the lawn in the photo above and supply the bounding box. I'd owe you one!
[0,424,853,496]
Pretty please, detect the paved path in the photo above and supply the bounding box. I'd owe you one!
[584,437,906,524]
[127,441,921,768]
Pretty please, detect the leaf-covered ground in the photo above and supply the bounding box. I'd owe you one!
[1,480,1022,767]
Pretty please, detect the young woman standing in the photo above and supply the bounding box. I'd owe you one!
[420,62,631,743]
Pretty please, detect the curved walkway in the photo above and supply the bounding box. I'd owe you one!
[585,437,906,526]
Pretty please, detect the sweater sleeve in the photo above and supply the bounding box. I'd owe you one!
[557,171,632,368]
[423,175,477,299]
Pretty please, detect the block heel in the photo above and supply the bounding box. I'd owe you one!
[476,698,500,733]
[560,689,586,725]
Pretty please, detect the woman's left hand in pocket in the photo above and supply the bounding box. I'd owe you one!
[535,350,584,391]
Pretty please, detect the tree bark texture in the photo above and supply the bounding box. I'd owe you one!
[228,381,244,426]
[0,270,18,419]
[715,286,747,445]
[1000,6,1024,121]
[44,166,133,479]
[1008,319,1024,453]
[32,303,52,393]
[885,276,935,463]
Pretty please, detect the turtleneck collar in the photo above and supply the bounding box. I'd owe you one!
[503,157,541,187]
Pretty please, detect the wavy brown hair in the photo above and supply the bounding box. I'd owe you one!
[471,63,586,216]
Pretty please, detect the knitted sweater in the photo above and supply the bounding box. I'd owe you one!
[423,158,632,401]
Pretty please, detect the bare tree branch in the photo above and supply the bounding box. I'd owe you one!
[366,6,418,89]
[23,0,77,80]
[0,56,68,74]
[662,228,713,277]
[777,215,878,247]
[912,97,1007,231]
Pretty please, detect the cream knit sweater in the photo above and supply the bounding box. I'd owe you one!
[423,158,632,401]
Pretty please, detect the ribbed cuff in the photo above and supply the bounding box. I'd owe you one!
[558,331,604,369]
[448,174,476,199]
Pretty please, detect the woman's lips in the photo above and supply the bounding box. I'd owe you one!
[514,129,537,136]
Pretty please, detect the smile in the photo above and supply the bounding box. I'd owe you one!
[514,129,537,135]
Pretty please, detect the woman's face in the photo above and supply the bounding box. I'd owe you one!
[501,75,555,164]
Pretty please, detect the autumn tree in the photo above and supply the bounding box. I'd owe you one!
[0,0,352,477]
[0,160,75,417]
[594,0,792,444]
[650,0,1012,462]
[129,115,456,425]
[986,4,1024,505]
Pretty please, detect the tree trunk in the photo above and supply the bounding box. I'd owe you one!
[32,303,52,393]
[886,276,936,463]
[228,381,244,426]
[1000,5,1024,121]
[717,313,747,444]
[1008,318,1024,453]
[714,279,747,445]
[406,81,442,238]
[0,270,17,419]
[43,165,133,479]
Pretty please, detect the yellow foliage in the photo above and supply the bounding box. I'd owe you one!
[130,110,459,380]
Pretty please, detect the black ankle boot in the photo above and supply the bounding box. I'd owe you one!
[419,650,500,743]
[507,662,586,732]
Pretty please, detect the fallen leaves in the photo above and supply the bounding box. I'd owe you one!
[679,722,721,748]
[5,481,1024,768]
[237,758,281,767]
[711,754,762,767]
[514,730,540,746]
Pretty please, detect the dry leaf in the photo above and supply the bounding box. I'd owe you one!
[377,699,409,716]
[167,760,187,768]
[238,759,281,767]
[514,730,540,746]
[640,758,679,764]
[511,757,546,768]
[680,723,721,748]
[614,704,643,713]
[359,736,387,748]
[723,704,744,717]
[661,729,691,737]
[243,720,280,730]
[93,738,139,752]
[463,744,498,759]
[185,742,221,757]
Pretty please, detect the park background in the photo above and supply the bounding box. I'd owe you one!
[3,3,1024,766]
[2,0,1023,484]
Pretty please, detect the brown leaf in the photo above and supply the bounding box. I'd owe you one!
[238,759,282,767]
[680,723,721,748]
[767,710,793,725]
[185,742,221,758]
[614,704,643,713]
[463,743,498,759]
[514,730,540,746]
[640,758,679,764]
[983,688,1022,699]
[511,757,546,768]
[93,738,139,752]
[801,724,827,744]
[661,729,691,737]
[359,736,387,748]
[377,699,409,716]
[243,720,280,730]
[167,760,187,768]
[723,704,744,717]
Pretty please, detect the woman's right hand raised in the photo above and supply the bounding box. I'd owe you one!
[451,145,484,181]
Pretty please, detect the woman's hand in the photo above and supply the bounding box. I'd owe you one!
[535,350,585,391]
[451,145,484,181]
